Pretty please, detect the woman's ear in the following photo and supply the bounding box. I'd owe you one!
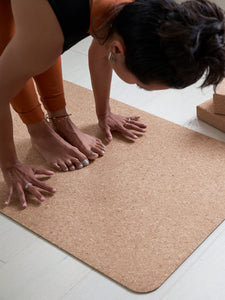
[110,38,126,57]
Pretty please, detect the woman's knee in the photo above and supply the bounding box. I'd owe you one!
[0,0,15,54]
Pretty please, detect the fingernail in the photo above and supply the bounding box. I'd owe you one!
[91,152,98,157]
[83,159,89,166]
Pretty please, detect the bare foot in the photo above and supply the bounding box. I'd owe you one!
[27,119,90,172]
[51,117,106,160]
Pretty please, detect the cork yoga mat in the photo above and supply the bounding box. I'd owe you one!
[1,81,225,293]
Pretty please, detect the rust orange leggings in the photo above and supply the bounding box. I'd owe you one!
[0,0,66,125]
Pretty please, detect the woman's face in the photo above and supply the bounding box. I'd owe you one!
[107,34,170,91]
[110,56,170,91]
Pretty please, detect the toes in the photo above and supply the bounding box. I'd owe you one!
[57,161,69,172]
[87,139,106,158]
[91,146,105,156]
[71,157,84,169]
[97,140,106,150]
[92,141,106,156]
[65,160,76,171]
[71,146,88,162]
[82,158,90,166]
[50,161,69,172]
[96,138,106,148]
[99,145,106,155]
[87,151,99,160]
[50,162,61,172]
[70,147,92,165]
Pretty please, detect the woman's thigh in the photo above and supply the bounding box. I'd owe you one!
[0,0,15,54]
[11,0,64,73]
[0,0,65,101]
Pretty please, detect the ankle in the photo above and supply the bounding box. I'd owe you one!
[47,108,68,118]
[27,119,49,136]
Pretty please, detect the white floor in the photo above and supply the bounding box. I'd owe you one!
[1,36,225,300]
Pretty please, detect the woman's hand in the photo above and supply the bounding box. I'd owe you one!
[2,162,56,208]
[98,112,147,142]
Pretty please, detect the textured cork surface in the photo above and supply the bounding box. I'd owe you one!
[214,79,225,114]
[197,99,225,132]
[1,81,225,293]
[213,94,225,115]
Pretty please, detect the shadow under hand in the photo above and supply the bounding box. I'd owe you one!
[80,123,144,144]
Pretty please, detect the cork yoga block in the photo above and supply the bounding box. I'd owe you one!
[197,99,225,133]
[214,78,225,115]
[213,93,225,115]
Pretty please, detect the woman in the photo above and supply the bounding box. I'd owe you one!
[1,0,225,208]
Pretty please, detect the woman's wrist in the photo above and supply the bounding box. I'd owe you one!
[1,158,20,171]
[96,106,111,120]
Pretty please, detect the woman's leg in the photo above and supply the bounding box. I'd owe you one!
[0,0,44,124]
[1,0,104,170]
[33,57,106,159]
[0,0,89,171]
[34,57,66,113]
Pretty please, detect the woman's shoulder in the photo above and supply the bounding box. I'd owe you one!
[89,0,134,33]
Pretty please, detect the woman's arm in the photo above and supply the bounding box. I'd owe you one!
[0,0,64,207]
[88,38,147,141]
[0,45,57,207]
[88,38,112,119]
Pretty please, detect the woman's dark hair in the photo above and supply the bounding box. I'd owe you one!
[93,0,225,89]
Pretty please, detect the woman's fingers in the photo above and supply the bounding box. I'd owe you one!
[16,184,27,209]
[126,117,147,127]
[124,122,147,133]
[99,112,147,141]
[120,126,138,139]
[104,125,113,142]
[129,120,147,128]
[128,115,141,121]
[5,186,13,206]
[32,178,56,194]
[24,182,46,202]
[3,163,57,208]
[32,167,54,175]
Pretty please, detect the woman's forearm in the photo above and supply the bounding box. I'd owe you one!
[88,39,112,118]
[0,103,19,170]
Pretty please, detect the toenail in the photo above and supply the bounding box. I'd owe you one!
[101,150,105,154]
[83,159,89,166]
[71,166,75,170]
[65,168,69,172]
[91,152,98,156]
[78,164,83,168]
